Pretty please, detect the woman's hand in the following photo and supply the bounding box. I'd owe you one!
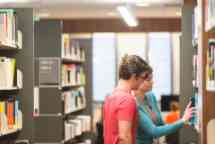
[182,102,195,123]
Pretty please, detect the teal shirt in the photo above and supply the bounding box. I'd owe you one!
[136,92,184,144]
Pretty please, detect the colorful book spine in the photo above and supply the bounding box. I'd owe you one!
[63,87,86,114]
[0,99,22,132]
[62,64,85,86]
[207,39,215,90]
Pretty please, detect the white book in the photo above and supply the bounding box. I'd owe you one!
[17,110,23,130]
[77,115,91,132]
[17,30,22,49]
[65,122,72,141]
[1,112,8,133]
[17,69,23,88]
[69,119,82,136]
[7,58,15,88]
[0,57,7,87]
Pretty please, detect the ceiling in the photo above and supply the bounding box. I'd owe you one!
[0,0,183,19]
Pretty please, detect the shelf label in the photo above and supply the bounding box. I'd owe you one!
[39,58,60,85]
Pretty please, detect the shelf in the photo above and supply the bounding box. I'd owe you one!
[206,20,215,33]
[64,138,73,143]
[207,87,215,91]
[61,84,85,88]
[0,128,20,136]
[64,132,87,143]
[0,42,20,50]
[0,87,21,91]
[64,136,77,143]
[64,106,86,116]
[62,58,85,64]
[38,85,60,88]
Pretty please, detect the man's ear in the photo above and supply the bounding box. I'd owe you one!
[142,72,149,80]
[130,74,137,80]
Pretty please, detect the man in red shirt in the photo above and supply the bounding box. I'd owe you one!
[103,55,151,144]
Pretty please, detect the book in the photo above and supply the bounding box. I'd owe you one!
[64,115,91,141]
[17,69,23,89]
[0,57,16,89]
[207,39,215,90]
[0,9,16,47]
[62,34,85,61]
[63,87,86,114]
[17,30,23,49]
[0,99,22,134]
[7,101,14,129]
[62,64,85,86]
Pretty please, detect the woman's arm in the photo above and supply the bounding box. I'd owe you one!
[138,105,184,138]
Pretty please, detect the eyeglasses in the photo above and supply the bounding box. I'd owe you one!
[139,74,153,81]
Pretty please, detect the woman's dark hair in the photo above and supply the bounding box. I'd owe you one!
[170,101,180,112]
[119,55,152,80]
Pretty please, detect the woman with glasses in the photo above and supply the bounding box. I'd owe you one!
[135,68,195,144]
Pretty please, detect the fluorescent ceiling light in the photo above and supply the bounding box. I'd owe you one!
[38,12,50,18]
[117,5,138,27]
[136,3,150,7]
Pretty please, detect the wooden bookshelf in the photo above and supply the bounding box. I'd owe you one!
[205,0,215,33]
[193,0,215,143]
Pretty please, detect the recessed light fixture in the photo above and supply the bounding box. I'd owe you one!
[117,5,138,27]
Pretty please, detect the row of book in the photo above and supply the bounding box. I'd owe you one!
[207,39,215,90]
[0,9,23,49]
[62,34,85,61]
[62,64,85,87]
[0,57,23,89]
[192,54,200,89]
[0,100,22,134]
[63,87,86,114]
[0,9,16,47]
[64,115,91,142]
[206,0,215,30]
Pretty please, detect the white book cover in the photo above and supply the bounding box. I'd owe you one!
[0,57,7,87]
[17,110,23,130]
[17,30,23,49]
[5,58,15,88]
[65,122,72,141]
[17,69,23,88]
[1,112,8,133]
[69,119,82,136]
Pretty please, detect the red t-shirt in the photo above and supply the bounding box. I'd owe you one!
[103,89,137,144]
[165,111,180,124]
